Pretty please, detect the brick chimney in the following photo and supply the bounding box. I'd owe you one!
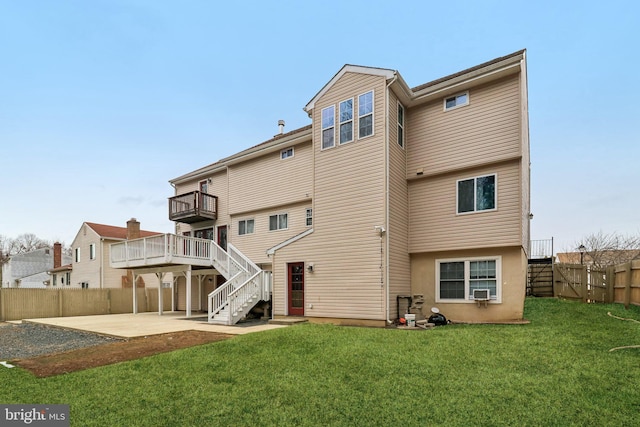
[126,218,141,240]
[53,242,62,268]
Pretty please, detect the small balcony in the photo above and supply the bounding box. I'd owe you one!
[168,191,218,224]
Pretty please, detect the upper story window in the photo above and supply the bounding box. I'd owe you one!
[238,219,255,235]
[281,148,294,159]
[89,243,96,260]
[321,106,335,149]
[444,92,469,111]
[457,174,496,214]
[339,98,353,144]
[74,248,80,263]
[358,91,374,138]
[269,213,288,231]
[306,208,313,226]
[397,103,405,148]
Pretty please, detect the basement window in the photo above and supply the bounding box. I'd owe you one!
[444,92,469,111]
[436,257,501,302]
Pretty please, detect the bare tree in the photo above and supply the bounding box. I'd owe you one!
[573,231,640,268]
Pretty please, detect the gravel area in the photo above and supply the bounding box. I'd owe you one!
[0,322,123,360]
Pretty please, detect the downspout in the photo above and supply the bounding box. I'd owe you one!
[100,237,104,289]
[385,73,398,325]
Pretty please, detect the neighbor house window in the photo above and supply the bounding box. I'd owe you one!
[81,282,89,289]
[238,219,255,235]
[321,105,335,149]
[306,208,313,226]
[358,91,374,138]
[281,148,294,159]
[436,257,501,302]
[89,243,96,260]
[339,98,353,144]
[74,248,80,263]
[444,92,469,111]
[397,102,405,148]
[457,174,496,214]
[269,213,288,231]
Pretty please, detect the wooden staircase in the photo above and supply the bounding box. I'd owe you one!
[207,243,270,325]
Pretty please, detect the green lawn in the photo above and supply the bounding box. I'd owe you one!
[2,298,639,426]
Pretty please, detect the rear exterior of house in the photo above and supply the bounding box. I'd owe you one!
[112,50,530,325]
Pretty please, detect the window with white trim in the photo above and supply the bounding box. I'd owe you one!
[397,102,405,148]
[281,148,294,159]
[74,248,80,263]
[436,257,501,302]
[358,91,374,138]
[339,98,353,144]
[269,213,288,231]
[457,174,496,214]
[89,243,96,260]
[444,92,469,111]
[306,208,313,226]
[321,106,335,149]
[238,219,255,235]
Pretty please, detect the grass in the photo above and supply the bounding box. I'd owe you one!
[2,298,639,426]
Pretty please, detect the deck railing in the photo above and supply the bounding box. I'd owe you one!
[529,238,554,259]
[168,191,218,223]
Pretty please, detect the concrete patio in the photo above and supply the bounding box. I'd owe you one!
[17,312,287,338]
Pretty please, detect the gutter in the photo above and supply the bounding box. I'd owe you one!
[385,73,397,325]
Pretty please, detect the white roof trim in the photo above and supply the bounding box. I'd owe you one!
[266,228,314,255]
[304,65,395,113]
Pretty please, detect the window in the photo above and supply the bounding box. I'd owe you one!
[74,248,80,263]
[238,219,255,235]
[89,243,96,260]
[321,106,335,149]
[281,147,294,159]
[436,257,501,302]
[306,208,313,226]
[358,91,374,138]
[397,103,405,148]
[444,92,469,111]
[457,174,496,214]
[269,213,288,231]
[81,282,89,289]
[339,98,353,144]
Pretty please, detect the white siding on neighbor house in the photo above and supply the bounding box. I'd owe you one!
[228,140,313,216]
[270,72,388,320]
[408,161,522,253]
[406,75,522,179]
[387,90,411,320]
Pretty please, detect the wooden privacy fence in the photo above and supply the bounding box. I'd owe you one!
[553,260,640,308]
[0,288,172,322]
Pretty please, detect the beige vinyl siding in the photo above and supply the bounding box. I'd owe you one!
[228,140,312,216]
[231,202,312,265]
[409,161,522,253]
[387,90,411,320]
[271,72,388,320]
[407,75,521,178]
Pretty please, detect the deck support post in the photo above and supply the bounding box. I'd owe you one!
[132,272,138,314]
[156,272,166,316]
[186,265,192,318]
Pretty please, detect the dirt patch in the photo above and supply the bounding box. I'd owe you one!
[12,330,232,377]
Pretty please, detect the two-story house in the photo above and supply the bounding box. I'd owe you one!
[111,50,530,325]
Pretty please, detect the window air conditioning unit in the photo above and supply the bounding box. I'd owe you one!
[472,289,491,301]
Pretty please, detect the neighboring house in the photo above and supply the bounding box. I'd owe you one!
[111,50,531,325]
[70,219,167,289]
[2,244,72,288]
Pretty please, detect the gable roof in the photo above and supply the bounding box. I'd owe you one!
[85,222,162,240]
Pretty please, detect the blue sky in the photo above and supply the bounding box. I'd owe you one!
[1,0,638,253]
